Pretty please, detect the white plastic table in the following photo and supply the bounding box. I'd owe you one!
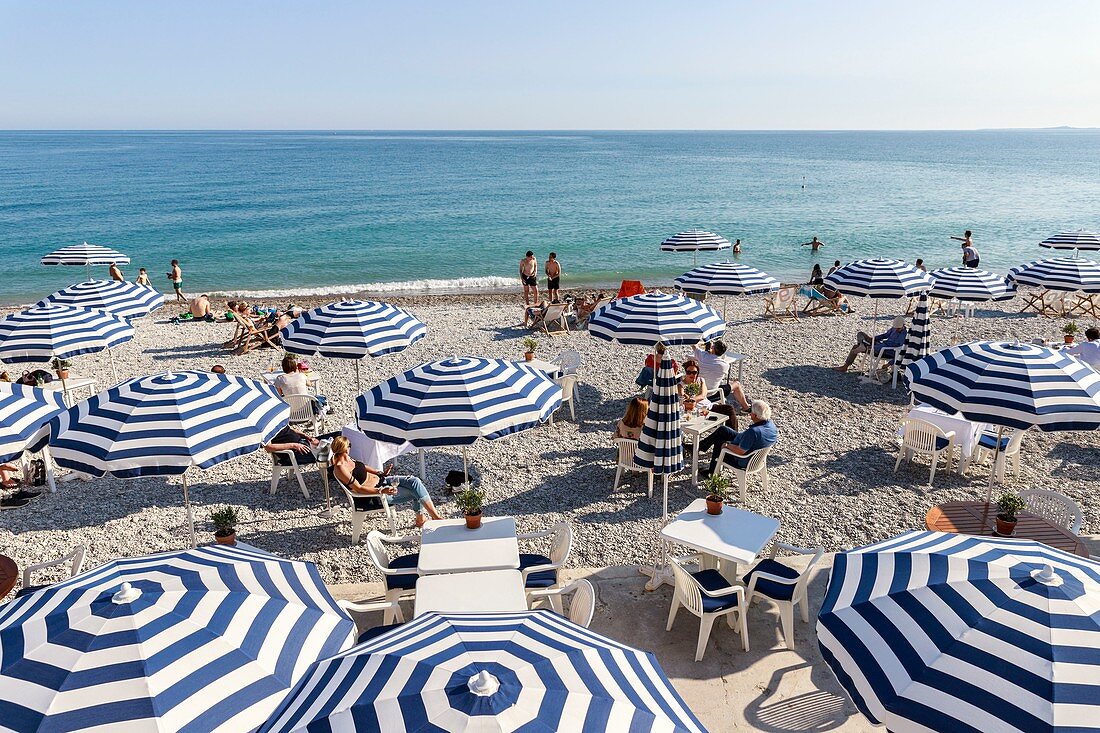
[905,404,986,474]
[680,412,726,485]
[418,516,520,575]
[413,569,528,617]
[661,499,780,568]
[42,376,97,406]
[527,358,562,378]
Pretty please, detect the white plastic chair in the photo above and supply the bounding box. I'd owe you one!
[529,578,596,628]
[715,445,772,501]
[365,530,421,623]
[286,393,325,435]
[333,470,398,543]
[666,554,748,661]
[895,418,956,485]
[18,545,86,597]
[548,374,578,424]
[269,450,314,499]
[551,350,582,376]
[1019,488,1083,535]
[612,437,653,498]
[743,543,824,649]
[337,598,405,630]
[970,427,1025,483]
[518,522,573,612]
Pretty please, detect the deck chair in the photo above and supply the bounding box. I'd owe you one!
[530,302,571,335]
[574,296,613,327]
[233,313,281,354]
[764,286,799,320]
[1068,293,1100,320]
[799,286,848,316]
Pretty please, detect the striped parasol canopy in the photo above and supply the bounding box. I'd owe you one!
[1039,230,1100,252]
[0,544,355,733]
[1008,257,1100,293]
[260,610,706,733]
[660,229,731,253]
[634,350,683,487]
[40,370,288,546]
[674,262,780,296]
[589,292,725,346]
[0,383,66,464]
[40,279,166,319]
[899,292,931,370]
[40,241,130,267]
[355,357,561,448]
[822,258,933,299]
[0,304,134,363]
[818,530,1100,733]
[927,267,1016,302]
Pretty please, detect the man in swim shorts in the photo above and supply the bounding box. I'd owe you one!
[545,252,561,302]
[519,250,538,304]
[169,259,186,303]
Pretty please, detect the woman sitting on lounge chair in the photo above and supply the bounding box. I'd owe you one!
[616,396,648,439]
[330,436,443,528]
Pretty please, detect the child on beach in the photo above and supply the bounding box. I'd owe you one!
[135,268,150,286]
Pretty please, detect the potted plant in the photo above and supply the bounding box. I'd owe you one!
[521,337,538,362]
[995,492,1026,536]
[211,505,239,545]
[1063,321,1079,344]
[683,381,702,412]
[702,474,730,515]
[455,485,485,530]
[51,358,72,380]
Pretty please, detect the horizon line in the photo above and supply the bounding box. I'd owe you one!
[0,126,1096,134]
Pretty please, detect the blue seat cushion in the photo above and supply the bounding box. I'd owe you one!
[743,559,801,601]
[934,436,951,451]
[383,553,420,590]
[357,622,403,644]
[978,433,1011,452]
[690,569,741,613]
[519,553,558,588]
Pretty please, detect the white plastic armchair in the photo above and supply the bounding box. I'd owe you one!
[666,554,748,661]
[744,543,824,649]
[286,393,325,435]
[20,545,86,595]
[549,374,578,424]
[612,437,653,498]
[715,445,772,501]
[528,579,596,628]
[337,598,405,625]
[551,350,582,376]
[1019,488,1083,535]
[365,530,422,623]
[333,470,398,544]
[518,522,573,613]
[895,418,955,485]
[971,427,1025,484]
[269,450,313,499]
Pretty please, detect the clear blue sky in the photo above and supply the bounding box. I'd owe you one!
[2,1,1097,130]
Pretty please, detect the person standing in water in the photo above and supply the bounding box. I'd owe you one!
[800,236,825,252]
[108,262,124,281]
[135,267,151,286]
[545,252,562,303]
[168,259,186,303]
[519,251,538,305]
[732,239,742,255]
[951,230,979,268]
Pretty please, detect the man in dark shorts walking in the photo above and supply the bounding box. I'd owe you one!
[519,251,538,304]
[168,259,186,303]
[545,252,561,303]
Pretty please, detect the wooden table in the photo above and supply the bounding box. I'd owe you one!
[417,516,521,575]
[0,555,18,598]
[413,569,528,617]
[925,501,1088,557]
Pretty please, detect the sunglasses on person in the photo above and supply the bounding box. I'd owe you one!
[685,369,699,375]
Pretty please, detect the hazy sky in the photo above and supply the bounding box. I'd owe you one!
[2,1,1098,130]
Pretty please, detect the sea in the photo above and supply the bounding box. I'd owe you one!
[1,130,1098,306]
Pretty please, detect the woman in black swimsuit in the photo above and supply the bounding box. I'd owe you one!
[330,436,443,528]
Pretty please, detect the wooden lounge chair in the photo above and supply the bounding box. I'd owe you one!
[800,286,848,316]
[764,286,799,320]
[233,313,281,354]
[574,295,613,327]
[1067,293,1100,320]
[1019,288,1066,317]
[530,302,571,335]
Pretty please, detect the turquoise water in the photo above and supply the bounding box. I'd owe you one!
[1,130,1098,304]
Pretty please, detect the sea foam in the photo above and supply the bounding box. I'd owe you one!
[209,275,517,299]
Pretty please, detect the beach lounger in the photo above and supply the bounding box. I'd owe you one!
[232,313,281,354]
[799,286,848,316]
[1019,288,1067,317]
[574,296,613,327]
[530,302,571,335]
[763,286,799,320]
[1067,292,1100,320]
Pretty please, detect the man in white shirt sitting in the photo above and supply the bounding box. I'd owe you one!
[1066,327,1100,370]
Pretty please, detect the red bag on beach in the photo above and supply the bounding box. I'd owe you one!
[618,280,645,298]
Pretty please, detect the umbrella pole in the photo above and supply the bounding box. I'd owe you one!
[463,447,469,485]
[355,361,361,394]
[107,347,118,383]
[182,473,197,549]
[641,474,674,591]
[419,448,426,482]
[859,300,880,382]
[982,425,1006,508]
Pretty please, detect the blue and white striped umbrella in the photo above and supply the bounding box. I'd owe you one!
[0,304,134,363]
[928,267,1016,302]
[1008,257,1100,293]
[0,383,66,464]
[674,262,780,296]
[660,229,731,253]
[355,357,561,447]
[260,610,706,733]
[40,241,130,267]
[818,530,1100,733]
[823,258,933,299]
[905,341,1100,432]
[589,292,726,346]
[0,544,355,733]
[1039,230,1100,251]
[899,292,931,369]
[280,299,426,359]
[40,279,166,319]
[635,352,683,478]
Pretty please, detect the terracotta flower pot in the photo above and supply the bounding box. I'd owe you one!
[215,530,237,545]
[1065,334,1075,344]
[524,352,534,362]
[705,497,724,515]
[995,516,1017,536]
[56,370,70,380]
[465,511,483,530]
